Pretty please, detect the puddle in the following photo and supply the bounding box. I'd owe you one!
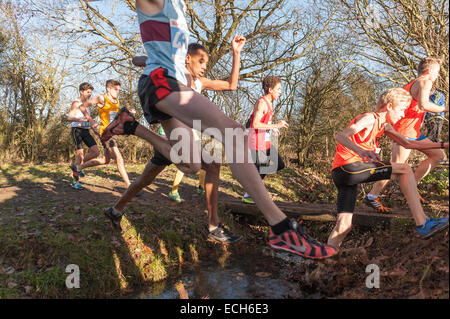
[138,250,304,299]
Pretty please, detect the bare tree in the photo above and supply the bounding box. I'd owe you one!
[333,0,449,99]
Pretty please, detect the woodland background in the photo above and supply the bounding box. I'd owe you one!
[0,0,448,166]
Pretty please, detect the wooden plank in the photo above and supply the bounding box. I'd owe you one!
[220,198,413,228]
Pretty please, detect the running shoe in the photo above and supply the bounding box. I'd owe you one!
[269,220,337,259]
[363,196,392,214]
[196,187,206,196]
[242,195,255,204]
[136,190,144,197]
[101,107,138,142]
[208,224,242,244]
[168,191,185,203]
[416,217,449,238]
[104,207,123,231]
[71,181,83,190]
[69,162,79,182]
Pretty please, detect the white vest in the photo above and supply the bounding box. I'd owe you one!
[71,99,91,128]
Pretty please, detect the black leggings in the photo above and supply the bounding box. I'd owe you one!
[332,161,392,213]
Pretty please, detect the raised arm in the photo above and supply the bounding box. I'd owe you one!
[335,113,381,162]
[384,124,448,150]
[416,80,448,113]
[200,35,246,91]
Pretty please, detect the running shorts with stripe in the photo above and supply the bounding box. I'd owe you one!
[332,161,392,213]
[138,68,192,124]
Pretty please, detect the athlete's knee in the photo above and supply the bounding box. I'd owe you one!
[90,147,100,158]
[185,163,202,174]
[99,156,110,165]
[177,163,201,174]
[393,163,413,177]
[429,150,445,163]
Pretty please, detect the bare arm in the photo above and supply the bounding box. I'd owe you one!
[384,124,448,150]
[335,113,381,162]
[201,35,246,91]
[251,100,288,130]
[78,95,104,128]
[416,79,448,113]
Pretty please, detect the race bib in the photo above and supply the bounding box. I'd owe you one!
[265,121,272,142]
[170,19,189,66]
[80,121,91,128]
[109,111,118,125]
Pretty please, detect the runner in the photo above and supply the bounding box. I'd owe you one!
[67,82,101,189]
[327,88,449,249]
[108,38,246,242]
[242,76,288,204]
[364,57,448,213]
[100,0,337,259]
[74,79,142,196]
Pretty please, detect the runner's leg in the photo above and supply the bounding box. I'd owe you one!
[172,170,185,194]
[413,138,445,184]
[114,161,166,212]
[198,169,206,190]
[109,145,132,187]
[390,162,427,226]
[369,142,411,197]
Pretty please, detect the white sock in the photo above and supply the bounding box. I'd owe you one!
[367,194,378,200]
[209,226,218,232]
[243,192,249,198]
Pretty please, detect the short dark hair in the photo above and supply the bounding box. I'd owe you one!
[417,57,442,75]
[79,82,94,92]
[106,79,121,90]
[188,43,208,56]
[262,76,282,94]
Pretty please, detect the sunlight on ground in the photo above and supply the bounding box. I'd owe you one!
[120,215,167,282]
[0,186,20,203]
[112,251,129,292]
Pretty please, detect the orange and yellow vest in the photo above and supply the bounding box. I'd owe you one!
[393,79,424,139]
[98,94,120,135]
[332,112,385,170]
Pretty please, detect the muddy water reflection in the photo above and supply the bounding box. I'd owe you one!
[139,252,303,299]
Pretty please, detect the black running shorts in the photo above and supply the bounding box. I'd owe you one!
[71,127,97,150]
[138,68,193,125]
[150,149,172,166]
[332,161,392,213]
[250,145,285,178]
